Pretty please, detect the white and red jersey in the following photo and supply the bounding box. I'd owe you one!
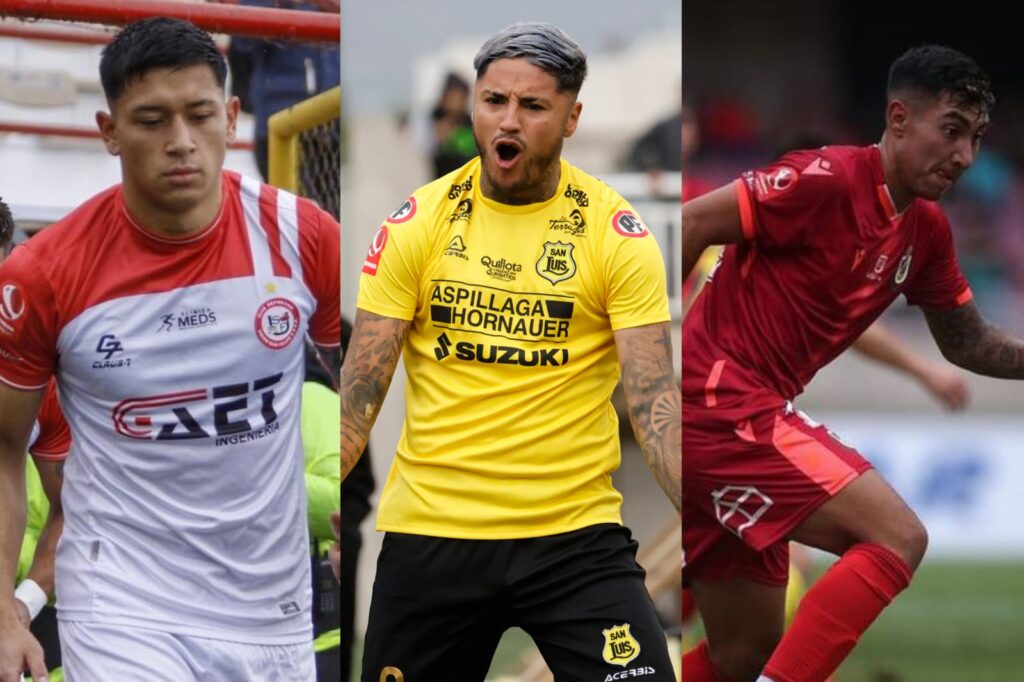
[0,171,340,644]
[29,379,71,460]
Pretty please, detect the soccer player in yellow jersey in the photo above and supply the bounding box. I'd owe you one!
[341,22,680,681]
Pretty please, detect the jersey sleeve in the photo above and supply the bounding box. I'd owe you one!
[736,152,845,249]
[356,194,430,321]
[904,208,973,309]
[603,200,671,331]
[0,246,59,389]
[301,202,341,347]
[29,380,71,460]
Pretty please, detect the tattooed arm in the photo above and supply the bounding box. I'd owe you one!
[924,301,1024,378]
[615,322,681,511]
[340,308,411,481]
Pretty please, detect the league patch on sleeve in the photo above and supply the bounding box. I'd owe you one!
[362,225,389,276]
[386,196,416,224]
[744,165,799,201]
[611,210,649,238]
[0,282,26,336]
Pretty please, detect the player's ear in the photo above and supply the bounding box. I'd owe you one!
[564,100,582,139]
[887,99,909,138]
[225,95,241,146]
[96,110,119,156]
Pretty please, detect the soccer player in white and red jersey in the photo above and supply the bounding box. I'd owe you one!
[681,45,1018,682]
[0,18,339,682]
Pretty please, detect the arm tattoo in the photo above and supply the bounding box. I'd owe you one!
[340,310,409,480]
[925,302,1024,379]
[619,324,682,511]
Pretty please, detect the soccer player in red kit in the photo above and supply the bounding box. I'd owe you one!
[681,46,1018,682]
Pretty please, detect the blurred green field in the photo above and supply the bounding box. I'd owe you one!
[834,560,1024,681]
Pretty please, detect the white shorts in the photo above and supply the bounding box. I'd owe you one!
[60,620,315,681]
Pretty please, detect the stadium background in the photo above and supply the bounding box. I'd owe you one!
[340,1,682,678]
[684,1,1024,679]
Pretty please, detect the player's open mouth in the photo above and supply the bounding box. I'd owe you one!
[494,140,522,169]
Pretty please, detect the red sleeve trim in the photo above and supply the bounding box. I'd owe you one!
[734,179,756,240]
[0,373,49,391]
[29,449,68,461]
[955,287,974,306]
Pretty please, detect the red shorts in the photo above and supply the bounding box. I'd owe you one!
[682,394,872,587]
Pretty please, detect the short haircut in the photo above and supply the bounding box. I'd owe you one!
[887,45,995,115]
[0,197,13,252]
[100,17,227,102]
[473,22,588,95]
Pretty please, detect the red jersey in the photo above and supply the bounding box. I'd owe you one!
[682,145,971,404]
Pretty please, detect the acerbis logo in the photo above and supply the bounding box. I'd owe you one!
[605,667,658,681]
[93,334,131,369]
[112,373,283,444]
[480,255,522,281]
[386,196,416,224]
[564,183,589,207]
[447,177,473,200]
[712,485,773,538]
[611,211,649,238]
[434,332,452,361]
[363,225,389,275]
[254,298,301,350]
[0,283,25,322]
[444,235,469,261]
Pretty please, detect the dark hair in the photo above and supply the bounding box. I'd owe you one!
[0,197,13,252]
[887,45,995,115]
[473,22,587,95]
[100,17,227,102]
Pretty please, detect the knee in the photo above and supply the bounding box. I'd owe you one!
[888,514,928,571]
[708,634,779,682]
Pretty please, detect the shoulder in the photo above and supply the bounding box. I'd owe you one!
[381,158,479,237]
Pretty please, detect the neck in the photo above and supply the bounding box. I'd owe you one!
[877,134,912,213]
[481,160,561,206]
[122,182,222,238]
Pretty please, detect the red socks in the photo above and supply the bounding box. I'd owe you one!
[762,543,912,682]
[682,640,731,682]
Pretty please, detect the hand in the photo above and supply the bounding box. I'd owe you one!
[921,365,970,411]
[0,610,47,682]
[328,511,341,582]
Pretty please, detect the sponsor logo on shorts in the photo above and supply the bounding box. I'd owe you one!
[536,241,577,285]
[157,306,217,333]
[93,334,132,369]
[448,177,473,200]
[363,225,389,275]
[611,210,649,238]
[279,600,301,615]
[444,235,469,260]
[481,255,522,281]
[111,373,283,445]
[0,282,25,335]
[602,623,640,666]
[712,485,773,538]
[254,298,301,349]
[548,208,587,237]
[605,667,658,681]
[564,183,589,207]
[448,198,473,223]
[386,196,416,224]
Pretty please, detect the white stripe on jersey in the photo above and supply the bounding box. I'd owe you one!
[239,175,273,287]
[276,190,305,288]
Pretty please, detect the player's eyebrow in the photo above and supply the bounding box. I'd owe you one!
[129,98,216,114]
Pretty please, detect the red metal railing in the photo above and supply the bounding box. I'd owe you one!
[0,0,339,42]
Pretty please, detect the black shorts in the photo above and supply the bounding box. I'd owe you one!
[361,523,674,682]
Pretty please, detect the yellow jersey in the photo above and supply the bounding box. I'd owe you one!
[358,157,670,538]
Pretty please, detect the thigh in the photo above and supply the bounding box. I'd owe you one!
[360,533,506,682]
[684,400,872,583]
[200,639,315,682]
[59,621,196,682]
[513,525,675,681]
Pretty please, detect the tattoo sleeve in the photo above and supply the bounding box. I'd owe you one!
[340,309,410,480]
[924,301,1024,378]
[615,322,682,511]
